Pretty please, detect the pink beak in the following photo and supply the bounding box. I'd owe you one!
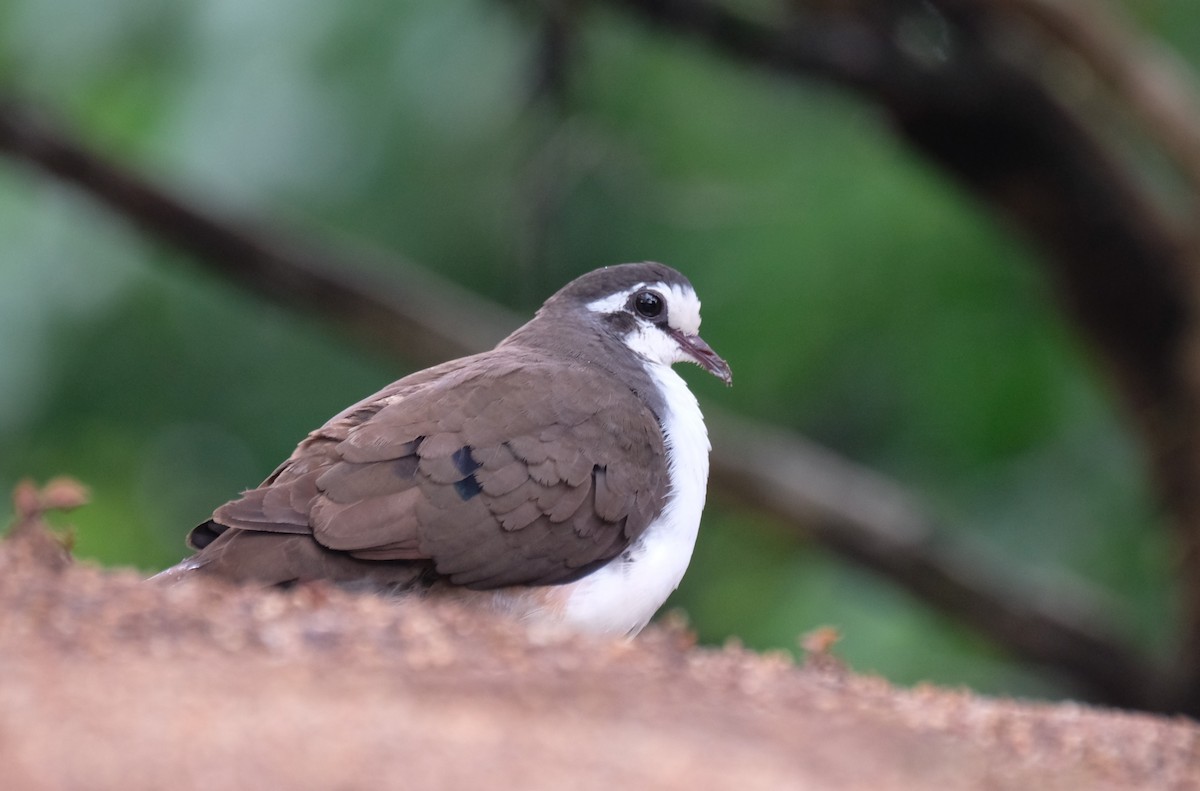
[669,328,732,386]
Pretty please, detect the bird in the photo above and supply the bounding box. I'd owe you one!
[153,262,731,636]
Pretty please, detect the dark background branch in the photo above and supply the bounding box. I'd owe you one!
[0,101,516,364]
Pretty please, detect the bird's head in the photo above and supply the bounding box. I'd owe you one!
[544,262,732,385]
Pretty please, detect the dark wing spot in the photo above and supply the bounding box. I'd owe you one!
[452,446,483,499]
[453,445,481,476]
[455,473,483,501]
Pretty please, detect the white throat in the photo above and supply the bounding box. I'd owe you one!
[559,358,710,635]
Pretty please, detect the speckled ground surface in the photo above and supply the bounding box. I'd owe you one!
[1,528,1197,790]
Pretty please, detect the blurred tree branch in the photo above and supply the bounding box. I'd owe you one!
[594,0,1200,712]
[1008,0,1200,201]
[0,97,1169,710]
[0,102,516,364]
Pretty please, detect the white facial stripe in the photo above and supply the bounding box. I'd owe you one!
[623,322,687,367]
[664,283,702,335]
[585,281,703,336]
[585,283,648,315]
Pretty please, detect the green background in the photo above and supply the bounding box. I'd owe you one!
[0,0,1187,700]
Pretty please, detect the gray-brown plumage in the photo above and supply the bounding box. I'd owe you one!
[155,262,730,635]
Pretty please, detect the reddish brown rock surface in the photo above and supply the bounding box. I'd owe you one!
[0,530,1197,790]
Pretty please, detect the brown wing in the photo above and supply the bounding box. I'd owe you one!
[192,348,668,590]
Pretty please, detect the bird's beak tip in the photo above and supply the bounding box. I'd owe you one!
[670,329,732,386]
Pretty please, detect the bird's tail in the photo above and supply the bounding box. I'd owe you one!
[147,557,205,585]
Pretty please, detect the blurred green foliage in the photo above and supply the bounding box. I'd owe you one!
[0,0,1183,698]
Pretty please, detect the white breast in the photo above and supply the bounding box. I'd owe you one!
[558,362,711,636]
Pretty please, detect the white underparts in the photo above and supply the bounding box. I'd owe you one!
[558,359,710,636]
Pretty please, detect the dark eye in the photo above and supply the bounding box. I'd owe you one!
[633,290,664,319]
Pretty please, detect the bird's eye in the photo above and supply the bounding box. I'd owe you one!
[633,290,664,319]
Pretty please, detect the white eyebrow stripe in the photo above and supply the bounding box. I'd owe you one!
[585,283,648,315]
[585,280,702,335]
[658,283,699,334]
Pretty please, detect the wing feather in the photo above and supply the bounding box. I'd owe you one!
[311,488,423,551]
[188,347,670,590]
